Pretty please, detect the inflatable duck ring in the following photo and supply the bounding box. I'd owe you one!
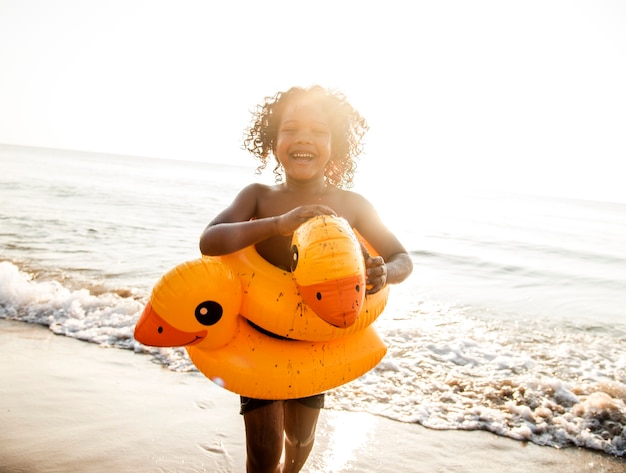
[134,215,389,399]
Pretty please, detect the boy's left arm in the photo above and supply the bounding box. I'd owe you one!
[363,244,413,294]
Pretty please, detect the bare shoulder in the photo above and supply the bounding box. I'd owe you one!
[237,182,274,197]
[209,182,275,225]
[341,189,374,207]
[330,188,378,221]
[233,182,281,207]
[333,189,408,260]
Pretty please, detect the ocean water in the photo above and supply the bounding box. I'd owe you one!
[1,144,625,457]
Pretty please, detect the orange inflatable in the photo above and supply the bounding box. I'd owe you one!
[134,215,390,398]
[134,256,386,399]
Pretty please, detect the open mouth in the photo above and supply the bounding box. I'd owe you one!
[292,152,315,162]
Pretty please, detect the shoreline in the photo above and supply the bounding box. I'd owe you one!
[1,318,624,472]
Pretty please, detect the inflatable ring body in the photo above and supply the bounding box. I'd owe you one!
[134,257,387,399]
[188,317,386,399]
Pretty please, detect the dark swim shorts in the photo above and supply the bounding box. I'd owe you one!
[239,394,325,415]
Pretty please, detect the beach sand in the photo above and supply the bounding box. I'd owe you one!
[1,319,624,473]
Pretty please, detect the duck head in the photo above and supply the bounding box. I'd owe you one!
[291,215,365,328]
[134,257,242,350]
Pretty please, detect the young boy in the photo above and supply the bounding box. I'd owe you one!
[199,85,413,473]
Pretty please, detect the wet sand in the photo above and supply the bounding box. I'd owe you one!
[1,319,624,473]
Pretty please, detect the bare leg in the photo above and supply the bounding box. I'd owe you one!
[282,400,321,473]
[243,401,285,473]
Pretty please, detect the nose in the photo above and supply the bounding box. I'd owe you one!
[295,130,313,144]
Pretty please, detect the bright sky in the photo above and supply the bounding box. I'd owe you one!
[1,0,625,204]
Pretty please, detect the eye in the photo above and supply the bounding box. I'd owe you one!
[291,245,299,271]
[195,301,223,326]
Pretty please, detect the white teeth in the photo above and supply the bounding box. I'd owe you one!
[293,153,314,159]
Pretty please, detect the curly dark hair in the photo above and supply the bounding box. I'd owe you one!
[243,85,369,189]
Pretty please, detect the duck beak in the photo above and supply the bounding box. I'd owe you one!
[297,273,365,328]
[134,301,206,347]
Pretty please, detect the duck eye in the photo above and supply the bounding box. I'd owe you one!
[291,245,299,271]
[195,301,223,326]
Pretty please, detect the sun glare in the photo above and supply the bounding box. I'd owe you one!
[309,411,377,472]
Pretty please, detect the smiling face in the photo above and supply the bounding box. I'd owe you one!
[274,96,332,184]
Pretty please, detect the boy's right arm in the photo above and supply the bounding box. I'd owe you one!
[199,184,277,256]
[200,184,335,256]
[199,184,337,256]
